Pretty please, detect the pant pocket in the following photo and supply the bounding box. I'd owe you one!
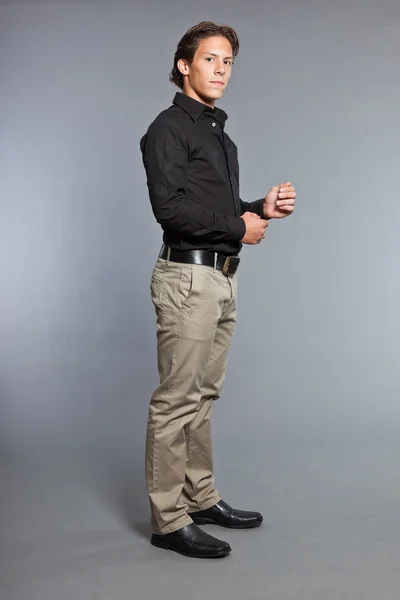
[178,264,206,315]
[177,264,193,310]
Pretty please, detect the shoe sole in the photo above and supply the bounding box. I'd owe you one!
[191,516,263,529]
[151,535,231,558]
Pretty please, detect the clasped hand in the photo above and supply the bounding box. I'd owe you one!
[241,181,296,245]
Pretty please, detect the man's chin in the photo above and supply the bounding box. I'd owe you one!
[191,88,225,106]
[209,88,225,99]
[201,88,225,103]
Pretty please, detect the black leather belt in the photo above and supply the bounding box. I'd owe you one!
[159,244,240,276]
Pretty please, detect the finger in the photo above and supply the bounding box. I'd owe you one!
[278,192,296,199]
[277,198,295,206]
[277,205,295,213]
[243,211,260,218]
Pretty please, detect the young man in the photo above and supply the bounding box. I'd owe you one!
[140,21,296,558]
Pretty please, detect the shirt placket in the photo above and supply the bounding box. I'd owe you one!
[210,118,240,217]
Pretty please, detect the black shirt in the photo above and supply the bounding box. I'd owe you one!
[140,92,265,255]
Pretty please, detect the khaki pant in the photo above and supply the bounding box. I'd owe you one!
[146,256,237,534]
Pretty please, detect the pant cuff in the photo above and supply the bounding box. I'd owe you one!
[187,493,221,513]
[152,514,193,536]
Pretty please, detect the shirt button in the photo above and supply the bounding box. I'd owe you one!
[211,122,216,127]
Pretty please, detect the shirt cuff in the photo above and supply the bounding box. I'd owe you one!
[227,215,246,241]
[249,198,266,219]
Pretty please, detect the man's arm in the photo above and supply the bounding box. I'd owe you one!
[141,119,246,242]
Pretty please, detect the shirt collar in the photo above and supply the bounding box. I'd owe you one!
[172,92,228,127]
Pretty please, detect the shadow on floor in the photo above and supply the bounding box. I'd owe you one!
[81,456,151,538]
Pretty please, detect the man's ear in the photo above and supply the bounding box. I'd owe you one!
[177,58,189,76]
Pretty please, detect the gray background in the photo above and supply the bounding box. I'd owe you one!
[1,0,400,598]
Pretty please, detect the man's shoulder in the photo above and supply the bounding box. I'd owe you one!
[148,104,189,133]
[140,105,190,153]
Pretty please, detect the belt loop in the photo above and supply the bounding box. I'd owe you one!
[213,252,217,271]
[166,246,171,262]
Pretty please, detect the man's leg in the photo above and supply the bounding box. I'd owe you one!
[145,260,231,535]
[181,273,237,511]
[181,272,263,531]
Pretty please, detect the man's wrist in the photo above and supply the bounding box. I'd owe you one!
[263,203,271,220]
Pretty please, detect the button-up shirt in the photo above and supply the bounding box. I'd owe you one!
[140,92,265,255]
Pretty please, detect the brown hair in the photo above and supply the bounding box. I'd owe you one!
[169,21,240,89]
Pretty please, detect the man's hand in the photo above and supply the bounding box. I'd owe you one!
[264,181,296,219]
[240,211,268,245]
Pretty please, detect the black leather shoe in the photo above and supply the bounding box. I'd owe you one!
[151,523,231,558]
[189,499,263,529]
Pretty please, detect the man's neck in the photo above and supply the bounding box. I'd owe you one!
[182,88,215,109]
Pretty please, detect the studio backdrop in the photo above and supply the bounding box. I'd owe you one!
[1,0,399,477]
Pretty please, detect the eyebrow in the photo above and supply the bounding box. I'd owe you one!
[202,52,234,60]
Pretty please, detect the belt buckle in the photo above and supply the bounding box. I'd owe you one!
[222,256,232,275]
[223,256,240,275]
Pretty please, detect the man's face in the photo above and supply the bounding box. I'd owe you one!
[179,36,234,107]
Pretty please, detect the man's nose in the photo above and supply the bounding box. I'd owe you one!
[215,62,225,75]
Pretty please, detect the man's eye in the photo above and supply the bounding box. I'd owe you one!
[206,57,214,62]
